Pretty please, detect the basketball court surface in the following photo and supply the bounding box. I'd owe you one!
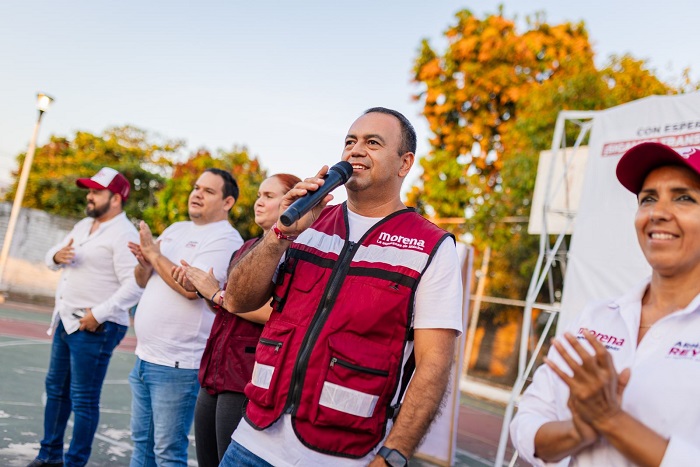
[0,302,515,466]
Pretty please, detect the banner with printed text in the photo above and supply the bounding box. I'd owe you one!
[559,92,700,333]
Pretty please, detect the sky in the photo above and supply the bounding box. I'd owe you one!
[1,0,698,199]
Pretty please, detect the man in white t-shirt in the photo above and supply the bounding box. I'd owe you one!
[127,168,243,467]
[222,108,463,467]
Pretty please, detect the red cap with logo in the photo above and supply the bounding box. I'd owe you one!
[616,142,700,194]
[76,167,131,200]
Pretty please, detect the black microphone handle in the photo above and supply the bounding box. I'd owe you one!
[279,161,353,227]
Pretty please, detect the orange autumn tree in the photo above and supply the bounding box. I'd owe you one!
[410,8,676,384]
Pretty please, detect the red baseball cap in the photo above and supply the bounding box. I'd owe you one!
[616,142,700,194]
[76,167,131,200]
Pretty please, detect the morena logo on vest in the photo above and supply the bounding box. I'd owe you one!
[377,232,425,251]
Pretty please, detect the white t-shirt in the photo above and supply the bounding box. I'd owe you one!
[134,220,242,369]
[511,278,700,467]
[234,209,463,466]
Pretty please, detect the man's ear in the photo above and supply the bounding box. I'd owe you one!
[398,152,415,178]
[223,196,236,211]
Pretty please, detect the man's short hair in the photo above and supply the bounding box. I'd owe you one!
[204,168,239,201]
[363,107,417,156]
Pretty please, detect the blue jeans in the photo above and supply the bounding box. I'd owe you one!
[129,357,199,467]
[37,320,127,467]
[219,440,274,467]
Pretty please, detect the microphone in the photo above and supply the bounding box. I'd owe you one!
[280,161,353,227]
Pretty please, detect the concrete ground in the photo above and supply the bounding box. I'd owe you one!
[0,302,520,466]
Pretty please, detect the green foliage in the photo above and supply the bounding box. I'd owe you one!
[4,126,177,222]
[141,147,266,238]
[6,127,266,240]
[600,54,674,105]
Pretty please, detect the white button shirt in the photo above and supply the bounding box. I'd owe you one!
[45,211,143,334]
[511,279,700,466]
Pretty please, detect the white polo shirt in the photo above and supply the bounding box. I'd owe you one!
[511,279,700,467]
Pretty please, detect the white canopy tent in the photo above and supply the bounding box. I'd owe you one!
[495,91,700,466]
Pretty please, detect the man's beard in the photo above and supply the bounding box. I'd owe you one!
[86,199,111,218]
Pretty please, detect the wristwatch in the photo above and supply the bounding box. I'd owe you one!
[377,446,407,467]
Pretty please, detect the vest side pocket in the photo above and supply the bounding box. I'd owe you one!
[245,324,295,409]
[222,334,260,391]
[310,334,396,435]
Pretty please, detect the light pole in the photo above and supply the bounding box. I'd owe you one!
[0,93,54,295]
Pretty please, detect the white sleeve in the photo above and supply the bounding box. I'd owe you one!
[510,355,570,467]
[190,231,244,284]
[413,238,463,333]
[510,304,598,466]
[90,227,143,324]
[660,436,700,466]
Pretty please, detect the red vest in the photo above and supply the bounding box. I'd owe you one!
[244,204,452,457]
[199,238,264,394]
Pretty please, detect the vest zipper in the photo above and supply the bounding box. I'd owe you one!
[285,240,358,414]
[330,357,389,377]
[259,337,283,352]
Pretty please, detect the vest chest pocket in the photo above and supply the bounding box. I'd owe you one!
[311,335,396,434]
[330,276,413,334]
[272,258,326,316]
[245,325,295,408]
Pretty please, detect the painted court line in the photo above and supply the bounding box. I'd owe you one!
[92,430,133,451]
[0,401,43,408]
[0,340,48,348]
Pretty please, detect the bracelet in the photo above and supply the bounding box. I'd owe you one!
[195,290,204,299]
[210,289,223,303]
[217,290,225,307]
[272,222,298,242]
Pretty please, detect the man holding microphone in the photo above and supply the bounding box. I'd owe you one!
[222,108,464,467]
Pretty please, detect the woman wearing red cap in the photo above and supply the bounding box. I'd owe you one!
[511,142,700,466]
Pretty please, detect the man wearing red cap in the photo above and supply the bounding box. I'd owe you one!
[28,167,144,467]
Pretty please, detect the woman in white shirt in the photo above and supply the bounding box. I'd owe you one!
[511,142,700,466]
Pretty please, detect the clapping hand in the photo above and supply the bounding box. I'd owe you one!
[136,221,160,263]
[545,332,631,432]
[172,260,220,299]
[172,260,196,292]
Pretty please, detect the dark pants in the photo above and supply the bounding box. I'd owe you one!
[194,388,247,467]
[38,320,126,467]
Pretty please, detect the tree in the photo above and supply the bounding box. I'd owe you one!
[141,147,266,238]
[4,126,179,221]
[5,125,267,240]
[410,8,681,385]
